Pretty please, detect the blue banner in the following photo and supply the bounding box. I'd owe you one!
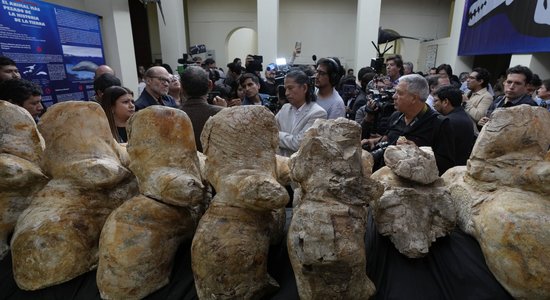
[0,0,105,107]
[458,0,550,56]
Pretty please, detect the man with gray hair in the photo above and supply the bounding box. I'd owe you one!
[135,66,177,111]
[403,61,414,75]
[363,74,455,174]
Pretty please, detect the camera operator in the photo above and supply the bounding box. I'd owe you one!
[362,74,455,175]
[338,75,360,120]
[260,64,278,96]
[356,76,396,141]
[385,55,404,87]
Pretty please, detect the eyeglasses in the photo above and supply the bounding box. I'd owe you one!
[149,75,171,84]
[316,70,328,76]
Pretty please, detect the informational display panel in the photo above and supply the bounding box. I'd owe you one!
[0,0,105,106]
[459,0,550,56]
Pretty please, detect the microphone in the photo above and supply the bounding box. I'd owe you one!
[312,55,317,63]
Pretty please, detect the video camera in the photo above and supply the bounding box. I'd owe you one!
[246,55,263,73]
[367,88,395,112]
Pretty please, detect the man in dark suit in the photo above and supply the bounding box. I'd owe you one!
[433,85,476,166]
[180,66,224,152]
[134,66,177,111]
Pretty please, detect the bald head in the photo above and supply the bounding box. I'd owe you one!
[144,66,171,98]
[95,65,115,80]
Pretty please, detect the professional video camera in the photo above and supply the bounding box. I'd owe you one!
[367,88,395,114]
[246,55,264,73]
[177,53,194,74]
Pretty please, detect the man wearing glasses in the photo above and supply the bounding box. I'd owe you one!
[315,57,345,119]
[135,66,177,111]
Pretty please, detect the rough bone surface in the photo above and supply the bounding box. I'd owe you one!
[10,101,137,290]
[287,118,382,299]
[97,107,207,299]
[371,167,456,258]
[442,106,550,299]
[0,100,48,260]
[192,106,288,299]
[384,145,439,184]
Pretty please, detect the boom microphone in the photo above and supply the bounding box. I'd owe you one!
[312,54,317,63]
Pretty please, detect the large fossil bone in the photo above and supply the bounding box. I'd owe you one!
[10,101,137,290]
[287,118,382,299]
[192,106,289,299]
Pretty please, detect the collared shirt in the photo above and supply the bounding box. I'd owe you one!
[134,89,177,111]
[486,94,537,117]
[291,102,307,128]
[242,93,270,106]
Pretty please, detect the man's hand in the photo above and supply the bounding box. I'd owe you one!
[396,136,416,146]
[226,98,242,107]
[212,96,227,107]
[361,134,383,150]
[367,99,379,111]
[478,116,490,127]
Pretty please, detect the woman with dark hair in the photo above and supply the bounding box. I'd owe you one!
[275,70,327,156]
[99,86,135,143]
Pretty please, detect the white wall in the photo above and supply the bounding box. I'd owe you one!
[511,53,550,80]
[380,0,452,70]
[148,5,162,63]
[278,0,358,68]
[185,0,452,70]
[227,28,257,64]
[186,0,257,66]
[42,0,84,10]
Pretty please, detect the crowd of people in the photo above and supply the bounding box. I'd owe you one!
[1,53,548,175]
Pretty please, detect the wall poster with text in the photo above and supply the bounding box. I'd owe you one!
[0,0,105,107]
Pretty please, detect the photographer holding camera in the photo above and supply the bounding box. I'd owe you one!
[355,76,396,141]
[362,74,456,175]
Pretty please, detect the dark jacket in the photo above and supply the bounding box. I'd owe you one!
[181,97,223,152]
[135,89,177,111]
[486,93,537,116]
[385,105,456,175]
[446,106,475,166]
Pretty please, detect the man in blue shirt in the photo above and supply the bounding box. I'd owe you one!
[239,73,269,106]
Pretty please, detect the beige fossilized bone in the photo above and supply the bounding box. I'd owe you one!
[287,118,382,299]
[442,106,550,299]
[370,145,457,258]
[192,106,289,299]
[97,106,208,299]
[10,101,137,290]
[0,100,48,260]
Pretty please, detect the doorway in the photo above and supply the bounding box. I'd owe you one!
[226,28,257,65]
